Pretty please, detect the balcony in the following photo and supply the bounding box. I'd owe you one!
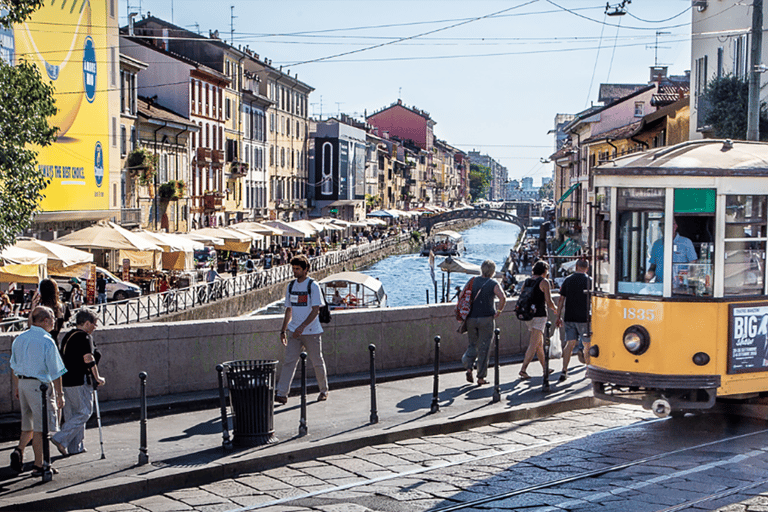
[195,147,212,163]
[212,149,225,165]
[119,208,141,227]
[204,191,224,211]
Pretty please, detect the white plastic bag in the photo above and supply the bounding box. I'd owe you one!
[549,327,563,359]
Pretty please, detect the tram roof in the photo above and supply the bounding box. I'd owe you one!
[593,140,768,176]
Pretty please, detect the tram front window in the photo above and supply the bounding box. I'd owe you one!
[616,188,665,296]
[724,195,767,296]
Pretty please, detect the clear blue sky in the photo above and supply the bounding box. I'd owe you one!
[128,0,692,183]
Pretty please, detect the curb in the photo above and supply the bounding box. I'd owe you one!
[1,395,605,512]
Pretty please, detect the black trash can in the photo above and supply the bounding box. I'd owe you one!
[223,360,278,446]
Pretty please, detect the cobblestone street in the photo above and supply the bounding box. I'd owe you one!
[61,405,768,512]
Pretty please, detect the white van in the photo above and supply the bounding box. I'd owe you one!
[55,266,142,302]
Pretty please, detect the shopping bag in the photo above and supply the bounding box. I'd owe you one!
[549,327,563,359]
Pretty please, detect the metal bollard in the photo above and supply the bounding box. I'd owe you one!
[426,289,429,304]
[369,344,378,424]
[299,352,308,437]
[492,328,501,403]
[430,336,441,414]
[138,372,149,465]
[216,365,233,450]
[40,383,53,482]
[542,322,551,392]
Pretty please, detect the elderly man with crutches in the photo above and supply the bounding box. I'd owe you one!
[50,309,105,457]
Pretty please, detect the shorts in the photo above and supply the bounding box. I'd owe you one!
[526,316,548,332]
[18,378,59,433]
[564,322,591,344]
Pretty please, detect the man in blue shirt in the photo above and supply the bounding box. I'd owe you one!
[646,219,698,283]
[9,306,67,475]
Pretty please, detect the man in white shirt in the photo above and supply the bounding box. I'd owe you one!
[275,255,329,404]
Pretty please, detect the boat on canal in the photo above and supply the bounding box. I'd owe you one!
[420,230,464,257]
[320,271,387,309]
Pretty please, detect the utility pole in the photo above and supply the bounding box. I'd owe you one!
[230,6,237,46]
[748,0,763,141]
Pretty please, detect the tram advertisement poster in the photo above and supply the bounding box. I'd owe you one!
[728,303,768,374]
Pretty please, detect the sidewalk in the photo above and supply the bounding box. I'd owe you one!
[0,357,597,511]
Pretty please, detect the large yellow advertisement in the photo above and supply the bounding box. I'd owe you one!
[1,0,109,212]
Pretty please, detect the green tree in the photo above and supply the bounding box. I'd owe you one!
[0,3,58,249]
[701,74,768,140]
[469,163,490,201]
[365,193,380,211]
[539,180,553,200]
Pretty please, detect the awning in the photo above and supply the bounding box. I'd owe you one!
[557,182,581,204]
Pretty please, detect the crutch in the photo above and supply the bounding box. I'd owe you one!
[92,382,106,459]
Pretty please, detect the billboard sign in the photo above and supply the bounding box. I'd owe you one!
[4,1,110,212]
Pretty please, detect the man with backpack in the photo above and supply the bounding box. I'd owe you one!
[275,255,329,404]
[516,260,559,380]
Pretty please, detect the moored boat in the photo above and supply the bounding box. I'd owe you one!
[319,271,387,309]
[420,230,464,256]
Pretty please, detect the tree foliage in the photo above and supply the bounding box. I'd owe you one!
[701,74,768,140]
[539,180,553,200]
[469,163,490,201]
[0,25,58,247]
[0,0,44,29]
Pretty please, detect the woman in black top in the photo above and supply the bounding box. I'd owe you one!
[519,260,558,380]
[32,279,69,345]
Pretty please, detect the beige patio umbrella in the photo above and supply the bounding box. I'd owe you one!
[57,221,162,252]
[15,238,93,278]
[0,246,48,265]
[190,227,252,252]
[265,221,312,238]
[178,232,225,246]
[232,221,283,236]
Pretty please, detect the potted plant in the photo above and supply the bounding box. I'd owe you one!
[126,148,158,186]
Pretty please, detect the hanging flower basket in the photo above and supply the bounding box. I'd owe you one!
[126,148,158,186]
[158,180,187,200]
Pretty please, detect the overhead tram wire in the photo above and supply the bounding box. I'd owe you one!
[606,14,622,82]
[544,0,689,31]
[284,0,541,67]
[627,6,692,24]
[584,12,607,109]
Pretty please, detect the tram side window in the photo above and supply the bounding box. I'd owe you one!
[616,188,664,296]
[724,195,767,296]
[670,215,714,297]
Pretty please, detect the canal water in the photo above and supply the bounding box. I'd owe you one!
[363,220,521,307]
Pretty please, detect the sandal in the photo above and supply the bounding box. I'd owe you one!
[466,370,474,383]
[10,447,22,473]
[477,378,488,385]
[519,371,531,380]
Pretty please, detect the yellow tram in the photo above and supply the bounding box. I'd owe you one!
[586,139,768,417]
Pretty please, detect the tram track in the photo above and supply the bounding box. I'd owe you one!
[429,425,768,512]
[226,417,768,512]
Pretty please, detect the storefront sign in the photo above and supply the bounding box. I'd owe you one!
[86,263,97,305]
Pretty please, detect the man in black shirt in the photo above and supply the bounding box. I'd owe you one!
[555,259,592,382]
[50,309,105,456]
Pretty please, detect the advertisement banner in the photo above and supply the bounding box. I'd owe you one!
[728,303,768,373]
[4,1,110,212]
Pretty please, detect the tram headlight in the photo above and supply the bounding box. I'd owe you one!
[623,325,650,356]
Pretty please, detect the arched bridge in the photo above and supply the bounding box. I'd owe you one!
[420,208,527,235]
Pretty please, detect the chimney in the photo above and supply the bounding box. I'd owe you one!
[397,99,402,105]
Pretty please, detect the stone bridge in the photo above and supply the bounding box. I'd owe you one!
[419,207,527,234]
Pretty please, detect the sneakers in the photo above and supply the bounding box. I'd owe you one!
[274,393,288,405]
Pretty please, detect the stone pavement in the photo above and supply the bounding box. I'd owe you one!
[0,356,596,511]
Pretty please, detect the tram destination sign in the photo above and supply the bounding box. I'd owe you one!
[728,303,768,374]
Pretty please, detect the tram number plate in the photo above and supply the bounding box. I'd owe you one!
[623,307,657,321]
